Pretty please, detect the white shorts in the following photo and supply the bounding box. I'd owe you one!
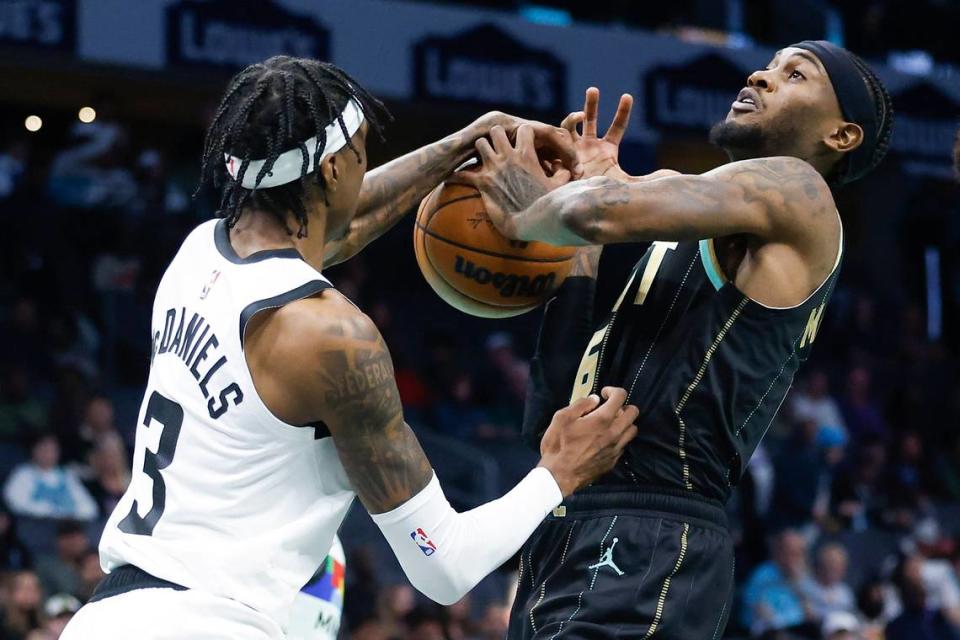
[61,588,284,640]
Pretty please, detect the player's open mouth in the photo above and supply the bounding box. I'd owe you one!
[732,88,760,113]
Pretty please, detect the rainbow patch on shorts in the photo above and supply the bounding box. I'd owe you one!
[301,554,346,608]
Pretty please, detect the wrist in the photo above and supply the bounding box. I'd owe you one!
[537,461,575,497]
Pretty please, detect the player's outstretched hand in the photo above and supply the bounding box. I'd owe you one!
[538,387,639,497]
[561,87,634,180]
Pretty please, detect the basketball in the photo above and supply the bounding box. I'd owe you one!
[414,176,576,318]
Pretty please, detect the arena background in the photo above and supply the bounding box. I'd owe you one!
[0,1,958,639]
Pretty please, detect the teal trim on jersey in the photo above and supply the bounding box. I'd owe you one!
[699,239,726,291]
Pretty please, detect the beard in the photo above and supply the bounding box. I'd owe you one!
[709,114,806,162]
[709,119,768,160]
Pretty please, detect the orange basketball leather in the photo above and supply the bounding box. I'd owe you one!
[414,178,574,318]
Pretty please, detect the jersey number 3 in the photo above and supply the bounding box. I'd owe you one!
[118,391,184,536]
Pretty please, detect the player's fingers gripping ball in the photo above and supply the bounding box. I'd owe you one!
[414,167,575,318]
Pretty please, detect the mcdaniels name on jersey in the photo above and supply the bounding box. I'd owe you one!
[150,306,243,419]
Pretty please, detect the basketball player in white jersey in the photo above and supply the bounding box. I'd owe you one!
[62,57,638,639]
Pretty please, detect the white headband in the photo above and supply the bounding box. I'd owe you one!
[224,99,365,190]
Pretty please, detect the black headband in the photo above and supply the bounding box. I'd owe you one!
[792,40,880,184]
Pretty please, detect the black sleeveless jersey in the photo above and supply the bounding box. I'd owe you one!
[523,229,843,503]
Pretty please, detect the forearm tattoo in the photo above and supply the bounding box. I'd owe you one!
[330,133,471,266]
[319,315,431,513]
[487,165,550,215]
[571,157,830,244]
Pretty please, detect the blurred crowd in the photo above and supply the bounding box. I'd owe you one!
[1,101,959,640]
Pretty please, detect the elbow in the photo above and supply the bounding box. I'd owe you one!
[409,571,470,606]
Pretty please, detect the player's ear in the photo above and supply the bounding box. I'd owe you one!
[824,120,863,155]
[320,154,339,194]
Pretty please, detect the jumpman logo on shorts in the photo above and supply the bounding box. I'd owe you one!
[588,537,624,576]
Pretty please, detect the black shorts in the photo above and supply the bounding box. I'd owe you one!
[508,487,735,640]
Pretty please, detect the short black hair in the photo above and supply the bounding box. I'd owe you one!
[834,53,893,186]
[197,56,390,237]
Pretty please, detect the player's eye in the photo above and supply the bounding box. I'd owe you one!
[789,69,805,80]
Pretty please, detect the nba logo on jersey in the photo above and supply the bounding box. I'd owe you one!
[200,270,221,299]
[410,528,437,556]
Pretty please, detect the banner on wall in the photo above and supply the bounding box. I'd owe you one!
[413,23,567,117]
[0,0,75,52]
[890,82,959,178]
[9,0,959,180]
[165,0,329,71]
[643,52,746,135]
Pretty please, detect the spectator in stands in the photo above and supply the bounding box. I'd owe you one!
[820,611,860,640]
[889,535,960,628]
[3,435,98,522]
[75,550,103,602]
[0,509,32,571]
[403,605,444,640]
[804,544,856,621]
[41,593,81,638]
[839,367,887,443]
[885,430,934,530]
[377,584,415,640]
[474,333,529,436]
[45,309,100,406]
[349,618,388,640]
[886,556,960,640]
[735,441,776,575]
[771,420,828,532]
[130,148,189,217]
[34,521,89,599]
[45,366,93,453]
[830,440,888,531]
[47,108,138,209]
[476,603,510,640]
[857,579,893,639]
[792,371,847,437]
[933,433,960,501]
[442,594,474,640]
[83,432,129,519]
[741,529,818,637]
[343,547,380,630]
[421,329,461,408]
[0,298,49,378]
[0,570,43,639]
[65,395,119,470]
[0,139,29,200]
[0,366,49,445]
[432,372,495,441]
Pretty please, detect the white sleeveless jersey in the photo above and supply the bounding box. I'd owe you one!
[99,219,355,630]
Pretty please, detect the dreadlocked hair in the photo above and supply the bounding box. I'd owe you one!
[196,56,391,237]
[834,53,894,186]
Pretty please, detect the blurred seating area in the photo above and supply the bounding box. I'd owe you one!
[0,84,959,640]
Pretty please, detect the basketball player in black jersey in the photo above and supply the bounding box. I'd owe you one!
[458,41,893,638]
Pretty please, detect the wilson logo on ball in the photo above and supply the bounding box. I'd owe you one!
[454,256,556,298]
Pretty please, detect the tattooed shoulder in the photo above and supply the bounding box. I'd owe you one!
[728,156,834,217]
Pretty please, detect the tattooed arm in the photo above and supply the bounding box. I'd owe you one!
[262,292,636,604]
[323,112,578,268]
[510,157,833,245]
[471,156,834,248]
